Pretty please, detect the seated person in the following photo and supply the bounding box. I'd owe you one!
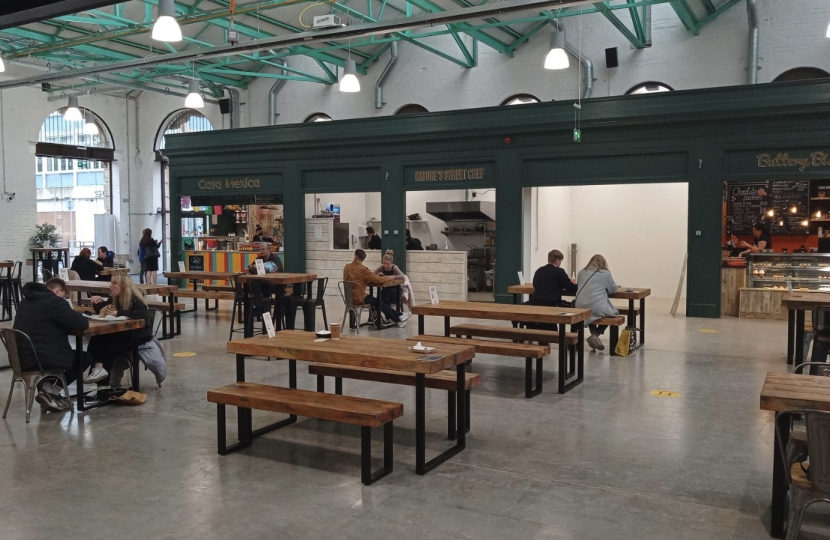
[96,246,115,282]
[374,250,413,317]
[531,249,577,307]
[70,247,103,281]
[247,242,296,330]
[88,274,153,386]
[13,278,91,412]
[574,254,619,352]
[344,249,407,327]
[405,229,424,251]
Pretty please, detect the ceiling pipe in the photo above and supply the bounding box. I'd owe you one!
[747,0,759,84]
[549,21,593,99]
[375,39,399,109]
[0,0,601,90]
[269,57,288,126]
[223,86,241,128]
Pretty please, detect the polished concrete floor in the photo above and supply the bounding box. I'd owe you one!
[1,297,827,539]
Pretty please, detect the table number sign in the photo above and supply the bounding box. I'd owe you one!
[255,259,265,275]
[429,286,439,304]
[178,261,185,272]
[59,268,69,281]
[262,312,276,338]
[517,271,525,285]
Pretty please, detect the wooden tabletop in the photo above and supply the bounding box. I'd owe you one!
[372,276,405,288]
[238,272,317,285]
[163,271,235,281]
[65,280,177,295]
[411,300,592,324]
[760,371,830,412]
[30,247,69,252]
[0,261,12,269]
[507,284,651,300]
[72,316,145,337]
[781,292,830,310]
[226,330,474,374]
[99,267,130,275]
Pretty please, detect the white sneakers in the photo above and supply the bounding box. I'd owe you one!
[83,367,108,384]
[587,334,605,351]
[397,312,411,328]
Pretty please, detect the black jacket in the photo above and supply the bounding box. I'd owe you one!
[406,237,424,250]
[93,295,153,345]
[70,256,102,281]
[13,283,89,371]
[367,235,382,250]
[531,264,578,307]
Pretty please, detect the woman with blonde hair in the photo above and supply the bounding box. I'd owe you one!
[574,254,619,351]
[85,274,153,385]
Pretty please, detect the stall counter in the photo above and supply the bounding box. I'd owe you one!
[184,250,284,277]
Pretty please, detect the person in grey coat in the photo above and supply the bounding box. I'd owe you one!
[574,254,619,351]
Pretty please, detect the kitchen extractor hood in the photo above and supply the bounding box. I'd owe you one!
[426,201,496,222]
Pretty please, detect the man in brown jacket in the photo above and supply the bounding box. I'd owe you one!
[343,249,409,327]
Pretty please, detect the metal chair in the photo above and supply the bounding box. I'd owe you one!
[296,277,329,330]
[149,308,164,338]
[338,281,374,334]
[777,409,830,540]
[228,274,264,341]
[0,328,70,423]
[67,269,81,281]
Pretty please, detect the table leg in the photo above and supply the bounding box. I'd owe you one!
[639,298,646,345]
[236,354,246,382]
[795,310,806,367]
[770,412,789,538]
[415,373,426,474]
[375,285,383,330]
[787,309,795,365]
[444,316,450,337]
[512,293,519,305]
[131,347,140,392]
[456,363,466,446]
[418,314,425,335]
[168,288,175,338]
[274,287,285,332]
[243,286,253,339]
[75,336,85,412]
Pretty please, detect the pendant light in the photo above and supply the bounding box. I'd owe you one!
[826,21,830,38]
[0,53,5,73]
[152,0,182,42]
[83,111,99,135]
[544,31,569,70]
[185,80,204,109]
[339,59,360,93]
[63,96,83,122]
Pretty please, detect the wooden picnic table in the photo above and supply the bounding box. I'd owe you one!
[237,273,317,336]
[781,292,830,365]
[65,280,178,339]
[760,371,830,538]
[99,267,130,276]
[508,284,651,345]
[0,261,13,322]
[227,330,475,475]
[71,316,145,412]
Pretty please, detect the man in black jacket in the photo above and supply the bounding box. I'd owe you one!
[531,249,577,307]
[13,278,91,412]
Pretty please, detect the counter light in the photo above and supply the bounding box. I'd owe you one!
[802,220,809,227]
[152,0,182,42]
[790,206,798,213]
[766,209,774,217]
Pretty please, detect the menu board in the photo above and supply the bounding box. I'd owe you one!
[188,254,205,271]
[727,180,809,235]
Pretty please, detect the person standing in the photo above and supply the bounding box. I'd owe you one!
[574,254,619,352]
[140,229,162,285]
[137,238,146,284]
[736,221,772,256]
[366,226,382,250]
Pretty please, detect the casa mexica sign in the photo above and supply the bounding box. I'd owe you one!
[197,177,262,190]
[757,151,830,172]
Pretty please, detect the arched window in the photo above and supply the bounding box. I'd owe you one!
[38,108,113,149]
[501,94,540,106]
[395,104,429,115]
[773,68,830,82]
[155,109,214,151]
[626,82,673,95]
[304,113,333,122]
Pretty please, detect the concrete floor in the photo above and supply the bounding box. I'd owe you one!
[1,297,828,539]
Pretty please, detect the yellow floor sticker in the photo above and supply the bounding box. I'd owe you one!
[650,390,680,398]
[173,352,197,357]
[699,329,719,334]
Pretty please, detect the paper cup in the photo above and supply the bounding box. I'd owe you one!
[330,323,341,339]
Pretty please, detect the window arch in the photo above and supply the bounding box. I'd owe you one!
[501,94,540,106]
[155,109,214,151]
[38,108,113,149]
[395,104,429,115]
[773,67,830,83]
[304,113,333,122]
[626,82,674,95]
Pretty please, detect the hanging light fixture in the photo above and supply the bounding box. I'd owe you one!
[0,53,5,73]
[152,0,182,42]
[826,20,830,38]
[339,59,360,93]
[185,80,204,108]
[544,31,569,70]
[83,110,99,135]
[64,96,83,122]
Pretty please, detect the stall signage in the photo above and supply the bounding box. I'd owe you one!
[197,177,261,191]
[414,167,486,183]
[757,151,830,172]
[405,163,493,186]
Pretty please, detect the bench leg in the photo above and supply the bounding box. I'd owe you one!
[526,357,542,398]
[334,377,343,395]
[361,423,394,485]
[448,390,457,440]
[465,389,471,434]
[316,374,325,393]
[567,345,576,377]
[609,326,619,357]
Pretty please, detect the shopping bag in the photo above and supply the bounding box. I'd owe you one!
[614,327,638,357]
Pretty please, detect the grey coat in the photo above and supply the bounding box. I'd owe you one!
[574,268,619,325]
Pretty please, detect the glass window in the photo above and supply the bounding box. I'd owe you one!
[395,104,429,115]
[157,110,213,150]
[45,173,73,188]
[626,82,673,95]
[501,94,540,106]
[304,113,333,122]
[77,171,104,186]
[38,109,112,149]
[36,157,43,173]
[35,175,43,189]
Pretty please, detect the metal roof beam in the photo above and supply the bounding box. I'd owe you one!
[403,0,512,56]
[670,0,699,35]
[695,0,741,32]
[593,2,647,48]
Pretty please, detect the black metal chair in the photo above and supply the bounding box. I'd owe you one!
[228,274,266,341]
[10,261,22,310]
[296,277,329,330]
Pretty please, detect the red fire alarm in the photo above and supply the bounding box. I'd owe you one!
[503,136,512,145]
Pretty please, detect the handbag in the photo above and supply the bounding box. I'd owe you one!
[614,326,639,357]
[145,244,160,259]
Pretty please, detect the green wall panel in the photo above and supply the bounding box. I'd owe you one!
[724,147,830,180]
[523,151,688,186]
[301,167,382,192]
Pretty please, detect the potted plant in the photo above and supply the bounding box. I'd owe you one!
[29,223,62,248]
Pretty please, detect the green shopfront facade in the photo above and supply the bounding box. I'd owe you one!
[164,80,830,318]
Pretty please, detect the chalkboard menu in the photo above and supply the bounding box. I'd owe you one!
[727,180,810,235]
[188,254,205,271]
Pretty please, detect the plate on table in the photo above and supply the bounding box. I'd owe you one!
[409,346,436,353]
[84,314,128,321]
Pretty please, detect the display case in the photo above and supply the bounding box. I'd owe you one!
[747,253,830,291]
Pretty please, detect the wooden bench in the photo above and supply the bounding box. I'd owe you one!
[146,300,186,339]
[309,364,480,440]
[202,284,235,293]
[407,334,550,398]
[207,382,403,485]
[174,288,234,311]
[594,316,626,355]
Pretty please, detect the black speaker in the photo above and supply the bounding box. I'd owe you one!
[219,98,231,114]
[605,47,618,69]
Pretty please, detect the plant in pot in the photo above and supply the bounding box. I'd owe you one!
[29,223,62,248]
